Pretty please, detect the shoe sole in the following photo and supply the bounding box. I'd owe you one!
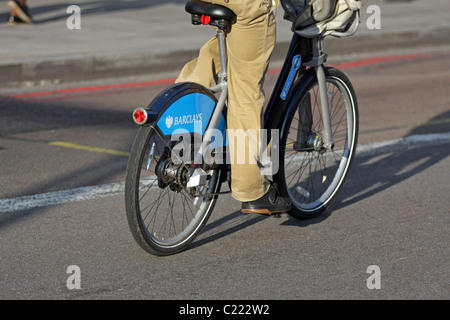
[8,1,33,24]
[8,20,20,26]
[241,208,288,215]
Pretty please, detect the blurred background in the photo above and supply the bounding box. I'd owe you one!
[0,0,449,88]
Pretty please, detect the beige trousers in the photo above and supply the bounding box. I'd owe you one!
[176,0,278,202]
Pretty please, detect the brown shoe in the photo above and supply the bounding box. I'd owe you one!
[8,0,34,24]
[241,186,291,215]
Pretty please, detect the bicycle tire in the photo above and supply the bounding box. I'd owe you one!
[125,125,222,256]
[277,67,359,219]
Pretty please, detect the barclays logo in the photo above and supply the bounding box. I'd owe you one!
[165,113,203,129]
[166,115,174,129]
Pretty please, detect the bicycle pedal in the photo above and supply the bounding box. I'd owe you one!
[186,168,208,188]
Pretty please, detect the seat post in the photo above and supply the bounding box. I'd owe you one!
[216,29,228,85]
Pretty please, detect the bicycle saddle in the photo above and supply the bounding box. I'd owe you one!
[186,0,237,30]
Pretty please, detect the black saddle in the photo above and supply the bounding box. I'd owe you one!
[186,0,237,31]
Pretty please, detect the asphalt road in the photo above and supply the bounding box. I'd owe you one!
[0,46,449,301]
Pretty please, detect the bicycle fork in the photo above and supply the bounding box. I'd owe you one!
[299,37,335,151]
[315,64,335,150]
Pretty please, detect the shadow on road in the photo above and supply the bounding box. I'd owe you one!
[0,94,134,230]
[335,110,450,211]
[189,210,267,251]
[1,93,449,248]
[190,110,450,246]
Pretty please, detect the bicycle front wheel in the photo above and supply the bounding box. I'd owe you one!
[278,67,359,219]
[125,126,222,256]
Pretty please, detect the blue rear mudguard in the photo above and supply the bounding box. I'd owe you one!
[141,82,228,149]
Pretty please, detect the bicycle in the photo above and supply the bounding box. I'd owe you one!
[125,0,360,256]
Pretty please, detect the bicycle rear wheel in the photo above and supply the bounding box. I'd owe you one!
[278,67,359,219]
[125,126,221,256]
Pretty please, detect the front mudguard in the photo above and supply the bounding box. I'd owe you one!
[267,67,318,194]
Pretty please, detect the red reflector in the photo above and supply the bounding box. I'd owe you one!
[133,108,148,125]
[200,15,211,25]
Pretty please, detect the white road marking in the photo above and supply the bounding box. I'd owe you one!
[0,183,125,213]
[1,133,449,213]
[356,132,450,155]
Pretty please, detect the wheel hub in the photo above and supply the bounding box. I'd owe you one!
[155,158,189,192]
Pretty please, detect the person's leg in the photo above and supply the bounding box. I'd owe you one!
[176,0,289,213]
[225,13,275,201]
[176,0,275,201]
[176,37,220,88]
[215,1,275,202]
[8,0,34,24]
